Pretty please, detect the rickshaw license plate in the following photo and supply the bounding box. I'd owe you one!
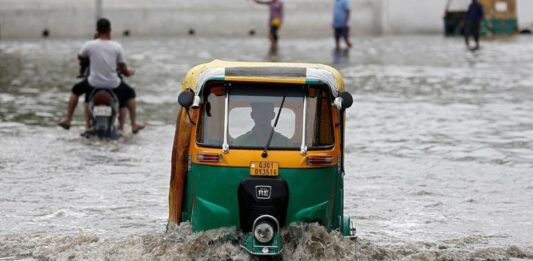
[250,161,279,176]
[93,106,112,116]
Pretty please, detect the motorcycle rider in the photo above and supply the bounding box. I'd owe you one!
[57,18,144,134]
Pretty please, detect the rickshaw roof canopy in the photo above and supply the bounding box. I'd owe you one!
[180,60,345,97]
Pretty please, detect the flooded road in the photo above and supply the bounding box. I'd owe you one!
[1,36,533,260]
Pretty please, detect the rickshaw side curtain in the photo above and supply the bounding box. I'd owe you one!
[169,107,193,224]
[311,88,335,146]
[318,91,334,146]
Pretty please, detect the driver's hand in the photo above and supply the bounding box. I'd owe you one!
[127,68,135,77]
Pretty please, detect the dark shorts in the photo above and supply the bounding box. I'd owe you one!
[71,79,136,108]
[464,22,480,38]
[270,25,279,41]
[334,27,350,39]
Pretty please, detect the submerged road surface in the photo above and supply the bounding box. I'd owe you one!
[1,36,532,260]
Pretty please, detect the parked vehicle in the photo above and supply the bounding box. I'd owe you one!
[444,0,518,36]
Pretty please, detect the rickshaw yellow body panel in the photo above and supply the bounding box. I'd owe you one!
[190,148,339,168]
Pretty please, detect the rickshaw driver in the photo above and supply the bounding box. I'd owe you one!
[233,102,291,147]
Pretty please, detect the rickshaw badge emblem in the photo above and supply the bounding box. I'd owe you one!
[255,186,272,199]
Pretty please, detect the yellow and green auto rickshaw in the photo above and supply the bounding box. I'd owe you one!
[168,60,355,256]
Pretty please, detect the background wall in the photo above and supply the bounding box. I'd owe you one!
[517,0,533,28]
[0,0,531,39]
[382,0,448,34]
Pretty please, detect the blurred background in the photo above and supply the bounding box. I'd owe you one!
[1,0,532,39]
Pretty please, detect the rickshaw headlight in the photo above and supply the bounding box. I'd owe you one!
[254,222,274,243]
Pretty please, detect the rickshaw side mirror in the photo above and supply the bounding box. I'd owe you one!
[334,91,354,110]
[340,91,353,109]
[178,91,194,108]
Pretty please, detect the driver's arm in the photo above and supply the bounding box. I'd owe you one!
[118,62,135,77]
[116,44,134,77]
[77,55,89,78]
[78,41,91,78]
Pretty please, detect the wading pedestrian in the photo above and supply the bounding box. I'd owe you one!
[333,0,352,50]
[253,0,284,51]
[464,0,484,51]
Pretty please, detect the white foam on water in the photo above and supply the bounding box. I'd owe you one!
[1,223,532,260]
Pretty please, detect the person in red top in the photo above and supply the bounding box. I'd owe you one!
[253,0,284,50]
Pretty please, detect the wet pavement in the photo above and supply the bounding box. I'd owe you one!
[1,35,533,260]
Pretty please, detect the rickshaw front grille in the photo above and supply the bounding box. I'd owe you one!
[238,178,289,233]
[251,205,275,215]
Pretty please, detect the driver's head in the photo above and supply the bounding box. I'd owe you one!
[96,18,111,35]
[250,102,275,127]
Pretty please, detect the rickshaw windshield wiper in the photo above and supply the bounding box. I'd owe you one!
[262,95,286,158]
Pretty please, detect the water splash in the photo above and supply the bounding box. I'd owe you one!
[1,223,532,260]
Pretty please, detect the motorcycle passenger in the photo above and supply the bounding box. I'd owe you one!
[57,18,144,134]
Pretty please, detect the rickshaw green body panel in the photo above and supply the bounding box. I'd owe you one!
[181,164,346,233]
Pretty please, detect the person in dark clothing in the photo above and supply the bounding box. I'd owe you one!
[464,0,484,51]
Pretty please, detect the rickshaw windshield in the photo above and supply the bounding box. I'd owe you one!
[197,84,334,150]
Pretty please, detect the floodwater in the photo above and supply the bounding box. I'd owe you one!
[1,36,533,260]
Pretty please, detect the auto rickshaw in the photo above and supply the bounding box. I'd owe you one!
[168,60,355,256]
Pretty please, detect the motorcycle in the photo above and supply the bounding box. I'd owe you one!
[83,88,121,139]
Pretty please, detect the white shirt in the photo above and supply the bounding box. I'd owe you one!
[79,39,126,88]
